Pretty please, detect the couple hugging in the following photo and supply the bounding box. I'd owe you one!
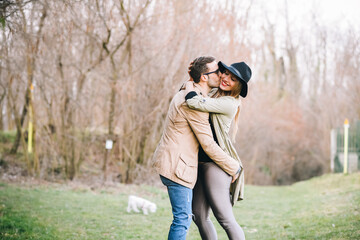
[152,56,252,240]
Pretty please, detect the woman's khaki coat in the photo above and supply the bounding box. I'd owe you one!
[186,93,244,205]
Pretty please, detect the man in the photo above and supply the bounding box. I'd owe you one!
[152,56,240,240]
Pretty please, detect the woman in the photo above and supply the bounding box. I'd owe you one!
[184,61,252,240]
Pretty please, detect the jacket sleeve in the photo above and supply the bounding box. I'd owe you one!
[182,104,240,176]
[185,92,236,115]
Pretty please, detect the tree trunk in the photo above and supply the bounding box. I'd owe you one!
[8,78,31,175]
[10,89,29,154]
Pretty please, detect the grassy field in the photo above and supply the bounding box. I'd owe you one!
[0,173,359,240]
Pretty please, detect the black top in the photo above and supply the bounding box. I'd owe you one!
[185,91,218,163]
[198,117,218,163]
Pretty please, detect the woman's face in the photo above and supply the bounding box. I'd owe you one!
[219,70,239,92]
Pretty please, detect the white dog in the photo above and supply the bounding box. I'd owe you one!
[126,195,157,215]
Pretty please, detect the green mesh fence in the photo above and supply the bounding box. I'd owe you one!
[334,120,360,173]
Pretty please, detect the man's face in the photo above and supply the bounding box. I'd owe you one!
[205,61,220,88]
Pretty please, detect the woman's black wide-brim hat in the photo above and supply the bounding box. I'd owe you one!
[218,61,252,98]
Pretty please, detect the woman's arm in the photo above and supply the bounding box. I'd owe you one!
[185,92,236,115]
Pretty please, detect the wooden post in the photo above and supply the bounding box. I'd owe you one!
[103,139,113,182]
[330,129,336,172]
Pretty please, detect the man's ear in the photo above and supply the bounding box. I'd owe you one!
[200,74,208,83]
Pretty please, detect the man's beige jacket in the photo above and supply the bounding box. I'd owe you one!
[152,90,240,189]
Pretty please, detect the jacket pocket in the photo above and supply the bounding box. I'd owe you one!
[175,155,197,184]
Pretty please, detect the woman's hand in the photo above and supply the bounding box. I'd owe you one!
[232,172,239,183]
[180,61,195,91]
[188,60,194,75]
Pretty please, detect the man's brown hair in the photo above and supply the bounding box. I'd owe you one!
[189,56,215,83]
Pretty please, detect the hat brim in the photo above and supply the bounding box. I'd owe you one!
[218,61,248,98]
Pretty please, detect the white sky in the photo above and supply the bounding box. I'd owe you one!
[227,0,360,92]
[254,0,360,29]
[309,0,360,24]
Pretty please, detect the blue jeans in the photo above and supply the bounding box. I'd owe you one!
[160,175,193,240]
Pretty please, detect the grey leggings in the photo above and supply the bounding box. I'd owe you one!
[192,162,245,240]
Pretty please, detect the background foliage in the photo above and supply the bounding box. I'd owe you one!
[0,0,359,185]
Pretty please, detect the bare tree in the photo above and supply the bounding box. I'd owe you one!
[1,0,359,185]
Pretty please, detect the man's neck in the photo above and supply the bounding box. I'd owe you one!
[195,82,211,96]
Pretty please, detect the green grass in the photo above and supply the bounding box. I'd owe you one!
[0,131,16,154]
[0,173,359,239]
[0,131,16,144]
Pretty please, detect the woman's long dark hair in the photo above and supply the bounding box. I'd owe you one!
[212,73,242,142]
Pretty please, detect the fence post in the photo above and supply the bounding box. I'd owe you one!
[343,119,349,174]
[330,129,337,172]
